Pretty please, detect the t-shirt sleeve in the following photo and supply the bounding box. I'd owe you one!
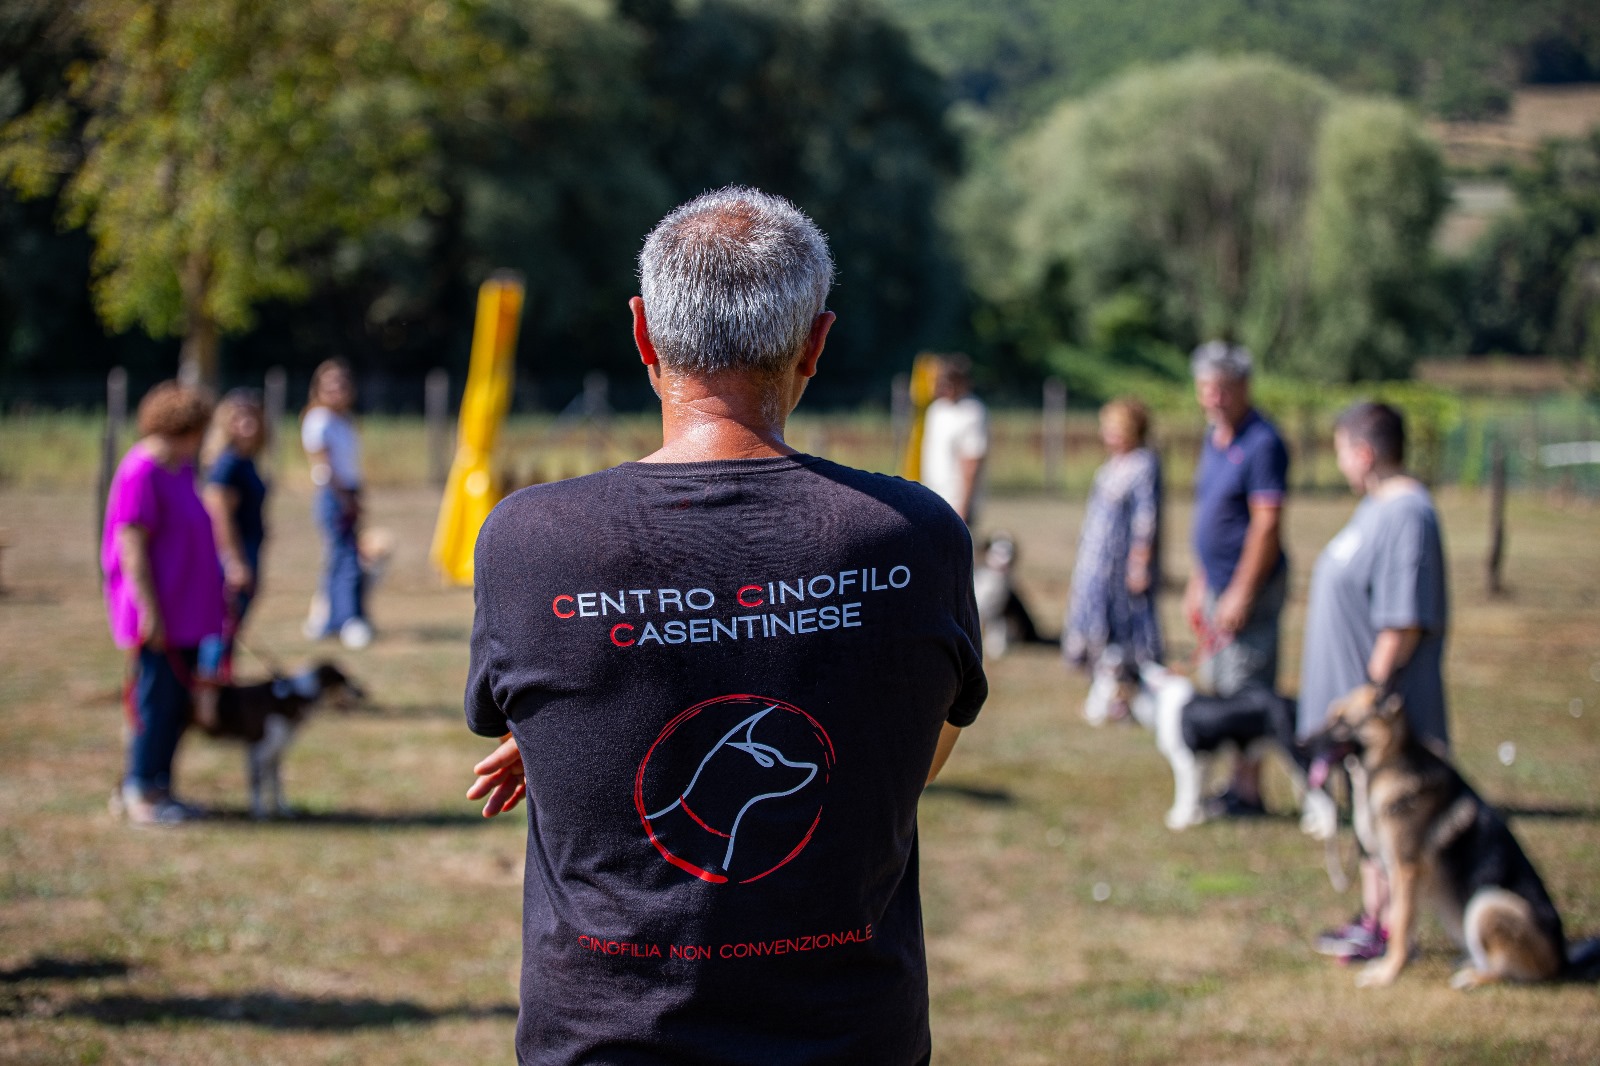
[1245,432,1288,506]
[106,459,160,537]
[953,405,989,460]
[1371,503,1444,633]
[465,516,511,738]
[946,522,988,728]
[1129,452,1160,545]
[206,451,238,490]
[301,408,329,453]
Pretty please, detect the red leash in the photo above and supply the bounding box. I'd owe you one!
[120,646,202,734]
[1189,615,1235,673]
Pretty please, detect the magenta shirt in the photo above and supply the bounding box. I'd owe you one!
[101,442,226,649]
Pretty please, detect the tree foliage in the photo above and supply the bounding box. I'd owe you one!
[0,0,527,385]
[0,0,961,394]
[954,56,1448,386]
[882,0,1600,128]
[1463,130,1600,386]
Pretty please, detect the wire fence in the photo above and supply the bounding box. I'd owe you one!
[2,371,1597,498]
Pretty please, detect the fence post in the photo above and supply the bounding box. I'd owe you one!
[425,368,451,488]
[1042,378,1067,490]
[889,374,911,473]
[583,371,610,474]
[1487,436,1507,597]
[262,366,287,481]
[96,367,129,578]
[1299,403,1318,492]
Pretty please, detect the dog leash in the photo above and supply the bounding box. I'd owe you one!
[1188,617,1234,673]
[234,636,290,681]
[120,646,205,733]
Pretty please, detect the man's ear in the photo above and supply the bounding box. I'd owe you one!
[630,296,658,367]
[795,310,835,379]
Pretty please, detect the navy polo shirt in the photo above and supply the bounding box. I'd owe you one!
[1192,408,1288,592]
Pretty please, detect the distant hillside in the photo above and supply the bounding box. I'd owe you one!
[880,0,1600,128]
[1431,84,1600,170]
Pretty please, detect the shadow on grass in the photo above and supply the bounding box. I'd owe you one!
[199,808,495,829]
[924,782,1016,805]
[60,992,516,1030]
[387,624,471,643]
[344,701,458,720]
[0,957,130,983]
[1499,803,1600,821]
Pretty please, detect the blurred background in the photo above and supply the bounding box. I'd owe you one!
[1,0,1597,424]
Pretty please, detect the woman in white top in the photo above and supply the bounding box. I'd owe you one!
[301,359,371,648]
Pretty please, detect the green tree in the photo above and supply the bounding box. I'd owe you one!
[955,55,1446,382]
[0,0,518,387]
[1464,130,1600,386]
[1297,99,1450,381]
[882,0,1600,127]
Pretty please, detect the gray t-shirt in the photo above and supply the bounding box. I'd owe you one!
[1298,488,1449,745]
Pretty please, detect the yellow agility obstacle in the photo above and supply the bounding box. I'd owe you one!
[430,272,524,585]
[899,351,942,482]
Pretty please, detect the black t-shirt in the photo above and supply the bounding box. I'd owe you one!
[466,454,987,1066]
[205,446,267,557]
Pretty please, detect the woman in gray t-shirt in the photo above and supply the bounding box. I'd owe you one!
[1298,404,1449,745]
[1301,401,1451,963]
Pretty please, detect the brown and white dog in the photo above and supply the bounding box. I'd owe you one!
[191,662,364,819]
[1312,683,1572,990]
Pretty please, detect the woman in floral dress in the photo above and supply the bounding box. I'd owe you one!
[1064,398,1163,668]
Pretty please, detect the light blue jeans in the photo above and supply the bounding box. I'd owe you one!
[314,486,365,636]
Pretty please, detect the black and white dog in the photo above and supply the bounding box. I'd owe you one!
[973,531,1048,660]
[1084,648,1336,836]
[191,662,364,819]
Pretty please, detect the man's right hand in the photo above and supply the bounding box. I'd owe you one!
[467,734,526,817]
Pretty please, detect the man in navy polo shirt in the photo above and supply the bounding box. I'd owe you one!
[1181,341,1289,816]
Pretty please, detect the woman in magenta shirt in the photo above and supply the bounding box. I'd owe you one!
[102,382,225,826]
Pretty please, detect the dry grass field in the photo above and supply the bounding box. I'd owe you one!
[2,469,1598,1064]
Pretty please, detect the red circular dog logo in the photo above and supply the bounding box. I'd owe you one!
[635,694,834,885]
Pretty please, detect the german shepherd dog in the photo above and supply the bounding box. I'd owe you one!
[1313,683,1570,989]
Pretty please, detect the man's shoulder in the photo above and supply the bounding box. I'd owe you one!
[1242,409,1287,449]
[485,458,961,519]
[482,469,617,531]
[809,458,964,521]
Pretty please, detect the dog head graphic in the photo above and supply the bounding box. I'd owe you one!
[636,696,833,885]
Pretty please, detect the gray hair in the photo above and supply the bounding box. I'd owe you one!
[638,186,834,377]
[1190,340,1253,380]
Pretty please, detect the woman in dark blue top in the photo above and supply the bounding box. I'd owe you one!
[203,389,269,679]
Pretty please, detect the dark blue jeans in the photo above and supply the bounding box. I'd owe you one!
[126,645,196,795]
[314,486,365,636]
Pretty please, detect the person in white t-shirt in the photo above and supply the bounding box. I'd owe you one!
[920,354,988,525]
[301,359,371,648]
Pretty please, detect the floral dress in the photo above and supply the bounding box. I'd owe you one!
[1064,447,1163,666]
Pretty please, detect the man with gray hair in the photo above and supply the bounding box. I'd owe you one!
[464,187,986,1064]
[1182,340,1290,816]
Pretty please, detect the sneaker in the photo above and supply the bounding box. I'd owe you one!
[339,618,373,649]
[1204,788,1268,819]
[1315,915,1387,961]
[123,794,193,827]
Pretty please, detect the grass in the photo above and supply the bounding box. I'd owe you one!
[2,454,1599,1062]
